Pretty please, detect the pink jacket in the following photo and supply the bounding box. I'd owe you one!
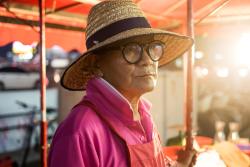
[48,77,172,167]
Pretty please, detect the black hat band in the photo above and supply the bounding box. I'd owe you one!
[86,17,151,49]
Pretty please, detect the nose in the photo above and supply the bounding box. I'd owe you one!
[138,48,153,66]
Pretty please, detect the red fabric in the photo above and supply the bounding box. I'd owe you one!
[0,23,86,52]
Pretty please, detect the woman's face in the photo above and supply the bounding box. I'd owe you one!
[97,38,159,97]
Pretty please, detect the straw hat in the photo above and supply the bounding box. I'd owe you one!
[61,0,194,91]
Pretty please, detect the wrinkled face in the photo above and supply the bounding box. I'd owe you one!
[96,36,159,97]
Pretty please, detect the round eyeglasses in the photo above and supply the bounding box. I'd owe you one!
[120,41,165,64]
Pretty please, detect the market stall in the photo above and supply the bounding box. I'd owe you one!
[1,0,250,167]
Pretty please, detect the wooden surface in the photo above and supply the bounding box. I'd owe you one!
[213,142,250,167]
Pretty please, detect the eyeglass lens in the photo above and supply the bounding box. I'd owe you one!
[122,41,164,64]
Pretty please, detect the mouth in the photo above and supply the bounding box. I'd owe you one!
[137,73,156,77]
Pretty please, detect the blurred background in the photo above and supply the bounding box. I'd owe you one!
[0,0,250,166]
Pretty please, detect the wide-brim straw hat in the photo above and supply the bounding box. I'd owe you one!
[61,0,194,91]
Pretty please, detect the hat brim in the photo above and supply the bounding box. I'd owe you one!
[61,28,194,91]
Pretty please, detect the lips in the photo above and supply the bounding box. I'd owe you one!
[137,73,156,77]
[136,67,157,77]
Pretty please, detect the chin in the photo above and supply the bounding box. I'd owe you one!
[129,75,157,94]
[137,79,157,93]
[144,84,155,92]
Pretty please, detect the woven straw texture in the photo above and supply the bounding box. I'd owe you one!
[61,0,193,90]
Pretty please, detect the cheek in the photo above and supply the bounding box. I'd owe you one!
[115,65,135,86]
[104,58,135,89]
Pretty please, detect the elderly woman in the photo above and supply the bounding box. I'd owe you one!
[48,0,196,167]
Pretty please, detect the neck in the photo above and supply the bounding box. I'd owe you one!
[120,90,141,121]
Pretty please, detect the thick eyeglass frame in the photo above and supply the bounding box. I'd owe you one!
[108,40,165,64]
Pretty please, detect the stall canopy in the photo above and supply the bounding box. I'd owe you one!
[1,0,250,52]
[1,1,250,167]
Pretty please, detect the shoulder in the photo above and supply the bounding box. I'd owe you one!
[48,103,102,166]
[53,102,106,139]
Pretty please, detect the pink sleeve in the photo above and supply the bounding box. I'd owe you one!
[48,133,99,167]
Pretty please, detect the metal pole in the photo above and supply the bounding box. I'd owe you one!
[185,0,194,151]
[39,0,47,166]
[45,2,82,15]
[195,0,230,25]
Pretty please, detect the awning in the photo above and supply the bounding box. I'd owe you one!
[1,0,250,51]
